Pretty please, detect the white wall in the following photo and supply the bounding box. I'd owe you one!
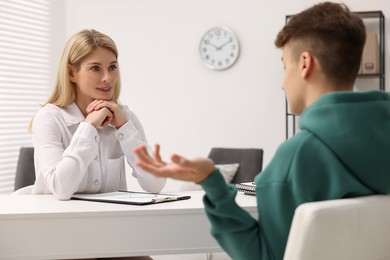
[49,1,66,87]
[60,0,389,191]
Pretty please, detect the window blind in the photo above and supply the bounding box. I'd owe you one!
[0,0,51,194]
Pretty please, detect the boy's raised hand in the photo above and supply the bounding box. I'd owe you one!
[133,144,216,183]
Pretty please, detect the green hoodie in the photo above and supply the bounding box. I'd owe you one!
[200,90,390,260]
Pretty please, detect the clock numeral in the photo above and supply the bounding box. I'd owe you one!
[225,58,230,64]
[215,30,221,37]
[204,39,210,45]
[232,44,236,50]
[205,55,210,60]
[218,61,223,67]
[230,53,235,58]
[211,60,215,65]
[202,47,207,53]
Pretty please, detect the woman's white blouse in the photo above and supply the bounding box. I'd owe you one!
[31,102,166,200]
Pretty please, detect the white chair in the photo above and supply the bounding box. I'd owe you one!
[284,195,390,260]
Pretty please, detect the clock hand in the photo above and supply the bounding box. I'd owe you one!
[217,39,233,50]
[209,43,219,49]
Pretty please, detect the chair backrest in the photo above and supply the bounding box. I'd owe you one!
[14,146,36,191]
[284,195,390,260]
[207,147,263,184]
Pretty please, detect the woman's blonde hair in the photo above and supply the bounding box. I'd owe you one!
[46,29,121,107]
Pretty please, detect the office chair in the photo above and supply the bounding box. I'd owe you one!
[284,195,390,260]
[207,147,263,184]
[13,146,35,194]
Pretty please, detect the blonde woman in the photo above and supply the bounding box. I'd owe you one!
[31,29,166,201]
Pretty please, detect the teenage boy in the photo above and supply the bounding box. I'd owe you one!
[133,2,390,259]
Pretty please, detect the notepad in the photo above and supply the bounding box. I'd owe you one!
[236,182,256,196]
[71,191,191,205]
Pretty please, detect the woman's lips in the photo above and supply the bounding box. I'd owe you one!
[97,86,112,93]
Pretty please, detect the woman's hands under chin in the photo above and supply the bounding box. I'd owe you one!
[86,100,128,128]
[85,107,113,128]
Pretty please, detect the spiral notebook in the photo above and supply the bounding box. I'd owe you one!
[235,182,256,196]
[71,190,191,205]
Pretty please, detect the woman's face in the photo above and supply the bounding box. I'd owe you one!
[70,47,119,108]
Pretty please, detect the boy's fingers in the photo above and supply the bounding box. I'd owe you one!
[154,144,163,163]
[133,146,153,164]
[171,154,191,167]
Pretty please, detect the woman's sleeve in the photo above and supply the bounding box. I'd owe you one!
[32,108,98,200]
[115,106,166,193]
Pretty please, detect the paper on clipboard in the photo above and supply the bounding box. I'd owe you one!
[71,190,191,205]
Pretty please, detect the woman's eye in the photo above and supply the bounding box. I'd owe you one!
[90,66,100,72]
[109,65,117,71]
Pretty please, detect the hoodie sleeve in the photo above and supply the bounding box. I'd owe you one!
[199,170,272,260]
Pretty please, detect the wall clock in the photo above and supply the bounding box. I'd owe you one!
[199,27,240,70]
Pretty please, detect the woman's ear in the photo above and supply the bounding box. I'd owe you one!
[68,64,77,83]
[300,51,313,78]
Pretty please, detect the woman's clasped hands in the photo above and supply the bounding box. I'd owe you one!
[85,100,128,129]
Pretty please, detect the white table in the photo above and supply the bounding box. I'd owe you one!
[0,191,257,260]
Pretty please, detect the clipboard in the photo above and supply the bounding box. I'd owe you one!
[71,190,191,205]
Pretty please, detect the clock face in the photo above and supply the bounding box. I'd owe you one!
[199,27,240,70]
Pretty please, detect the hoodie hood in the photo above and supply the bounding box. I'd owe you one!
[299,90,390,193]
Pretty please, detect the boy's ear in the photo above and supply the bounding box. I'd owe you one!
[68,64,77,82]
[300,51,313,78]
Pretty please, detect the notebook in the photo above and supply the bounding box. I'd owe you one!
[71,190,191,205]
[235,182,256,196]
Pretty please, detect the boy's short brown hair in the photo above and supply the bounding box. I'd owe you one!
[275,2,366,86]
